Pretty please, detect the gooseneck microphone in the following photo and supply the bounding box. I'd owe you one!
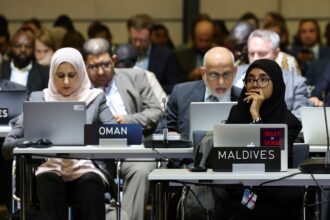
[299,90,330,173]
[322,90,330,167]
[162,98,168,144]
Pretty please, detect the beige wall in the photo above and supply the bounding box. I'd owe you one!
[1,0,330,46]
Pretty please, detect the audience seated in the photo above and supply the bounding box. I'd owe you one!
[127,14,179,94]
[227,21,256,66]
[87,20,113,45]
[234,29,309,119]
[3,47,116,220]
[239,12,259,28]
[61,30,85,52]
[175,14,215,82]
[263,21,301,74]
[53,14,75,32]
[150,23,175,49]
[309,62,330,106]
[114,43,167,109]
[34,29,55,66]
[212,19,230,47]
[82,38,162,220]
[0,15,10,61]
[290,19,330,76]
[0,29,49,94]
[156,47,241,138]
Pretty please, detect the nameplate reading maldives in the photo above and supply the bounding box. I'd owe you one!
[84,124,142,145]
[210,147,281,172]
[0,108,9,124]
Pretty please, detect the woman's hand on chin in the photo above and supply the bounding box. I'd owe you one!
[243,89,265,120]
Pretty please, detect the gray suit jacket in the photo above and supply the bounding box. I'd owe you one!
[235,64,309,119]
[113,68,163,135]
[2,91,115,160]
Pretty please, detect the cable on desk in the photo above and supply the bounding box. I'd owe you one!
[151,148,182,168]
[258,171,302,186]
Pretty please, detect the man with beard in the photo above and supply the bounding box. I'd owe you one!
[127,14,179,94]
[156,47,241,137]
[0,29,49,94]
[176,14,216,82]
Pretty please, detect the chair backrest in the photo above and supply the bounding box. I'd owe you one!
[292,144,310,168]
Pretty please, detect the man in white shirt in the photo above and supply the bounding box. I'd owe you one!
[0,29,49,94]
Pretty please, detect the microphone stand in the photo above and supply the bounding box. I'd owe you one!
[322,91,330,167]
[162,98,168,144]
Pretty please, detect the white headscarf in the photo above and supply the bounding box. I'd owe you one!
[43,47,102,105]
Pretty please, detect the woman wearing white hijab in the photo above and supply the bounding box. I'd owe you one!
[3,47,116,220]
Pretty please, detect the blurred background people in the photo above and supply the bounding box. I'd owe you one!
[34,29,55,66]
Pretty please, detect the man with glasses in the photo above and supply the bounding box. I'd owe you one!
[157,46,241,138]
[127,14,180,94]
[82,38,162,220]
[235,29,308,119]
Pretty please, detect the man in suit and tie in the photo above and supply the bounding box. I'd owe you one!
[127,14,180,94]
[0,28,49,94]
[83,38,162,220]
[157,47,241,137]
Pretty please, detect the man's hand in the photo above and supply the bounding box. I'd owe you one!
[309,96,324,107]
[113,114,127,124]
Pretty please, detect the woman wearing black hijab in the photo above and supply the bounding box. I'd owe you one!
[227,58,302,166]
[223,59,303,219]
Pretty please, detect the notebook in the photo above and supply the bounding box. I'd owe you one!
[213,124,288,171]
[301,107,330,147]
[189,102,236,139]
[0,90,27,124]
[24,102,86,145]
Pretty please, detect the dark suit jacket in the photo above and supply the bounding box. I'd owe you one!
[148,44,179,94]
[0,60,49,94]
[156,80,242,137]
[175,47,200,82]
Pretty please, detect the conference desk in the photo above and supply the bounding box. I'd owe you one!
[148,168,330,220]
[0,125,11,138]
[13,145,193,220]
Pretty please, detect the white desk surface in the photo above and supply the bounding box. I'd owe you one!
[13,145,193,159]
[0,125,11,138]
[148,168,330,186]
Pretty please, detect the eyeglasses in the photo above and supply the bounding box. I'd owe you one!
[86,61,112,72]
[206,71,233,81]
[243,77,272,88]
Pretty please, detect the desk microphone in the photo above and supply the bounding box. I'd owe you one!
[162,97,168,144]
[299,90,330,173]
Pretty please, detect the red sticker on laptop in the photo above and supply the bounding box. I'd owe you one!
[260,128,285,150]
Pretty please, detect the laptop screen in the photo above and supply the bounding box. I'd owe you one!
[301,107,330,146]
[0,90,27,124]
[213,124,288,171]
[189,102,236,139]
[24,102,86,145]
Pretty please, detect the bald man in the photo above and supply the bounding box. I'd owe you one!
[156,47,241,137]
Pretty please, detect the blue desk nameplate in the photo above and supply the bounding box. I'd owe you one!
[0,108,9,124]
[84,124,142,145]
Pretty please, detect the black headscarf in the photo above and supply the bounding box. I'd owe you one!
[227,59,287,123]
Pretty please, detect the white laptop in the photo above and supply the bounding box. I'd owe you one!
[301,107,330,147]
[213,124,288,171]
[24,102,86,145]
[189,102,236,139]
